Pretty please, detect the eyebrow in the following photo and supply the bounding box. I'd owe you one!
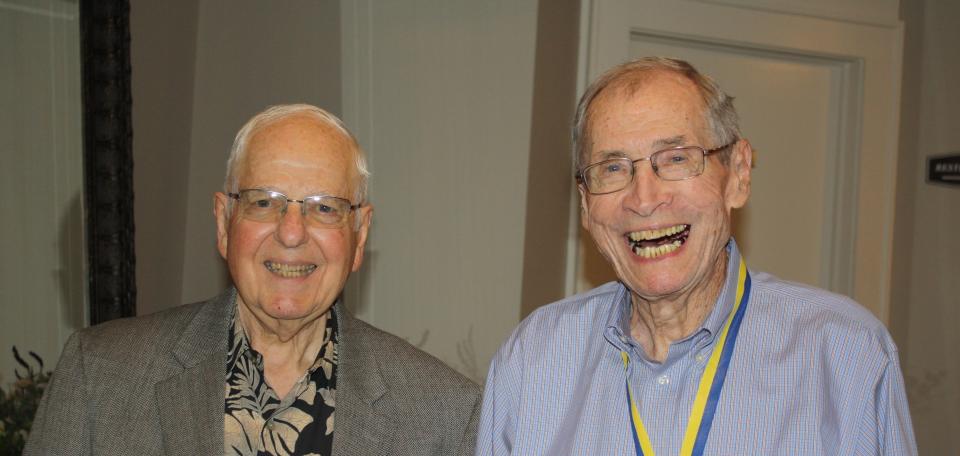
[246,186,339,197]
[651,135,687,149]
[593,135,690,161]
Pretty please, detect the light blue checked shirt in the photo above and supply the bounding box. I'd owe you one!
[477,240,916,455]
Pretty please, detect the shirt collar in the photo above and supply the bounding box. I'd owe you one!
[603,238,744,350]
[700,239,742,339]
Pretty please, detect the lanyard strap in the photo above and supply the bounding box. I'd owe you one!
[620,258,752,456]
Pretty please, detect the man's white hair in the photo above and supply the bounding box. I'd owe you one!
[224,104,371,203]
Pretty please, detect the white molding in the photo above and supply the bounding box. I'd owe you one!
[694,0,900,28]
[340,0,376,324]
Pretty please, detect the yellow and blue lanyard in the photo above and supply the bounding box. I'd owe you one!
[620,258,751,456]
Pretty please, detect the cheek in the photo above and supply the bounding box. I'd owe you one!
[583,197,618,227]
[226,224,273,262]
[308,228,355,260]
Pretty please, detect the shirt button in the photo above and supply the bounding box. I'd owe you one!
[696,354,706,363]
[657,375,670,385]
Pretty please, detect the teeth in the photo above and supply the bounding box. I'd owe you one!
[264,261,317,278]
[627,224,688,241]
[632,240,682,259]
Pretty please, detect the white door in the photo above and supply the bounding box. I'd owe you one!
[572,0,903,322]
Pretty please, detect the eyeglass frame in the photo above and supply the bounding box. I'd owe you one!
[226,188,363,226]
[575,141,736,195]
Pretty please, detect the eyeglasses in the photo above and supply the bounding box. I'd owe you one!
[576,142,734,195]
[227,189,362,227]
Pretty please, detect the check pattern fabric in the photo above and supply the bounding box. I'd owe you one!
[477,240,917,455]
[224,309,338,456]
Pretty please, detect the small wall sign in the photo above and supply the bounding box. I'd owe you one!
[928,154,960,186]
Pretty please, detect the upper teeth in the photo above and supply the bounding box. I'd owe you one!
[627,224,687,241]
[265,261,317,278]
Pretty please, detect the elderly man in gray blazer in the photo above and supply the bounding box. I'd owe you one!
[26,104,480,456]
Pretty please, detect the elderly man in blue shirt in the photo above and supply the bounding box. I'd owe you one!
[477,57,917,455]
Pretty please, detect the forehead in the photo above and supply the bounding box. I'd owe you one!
[586,71,709,155]
[238,114,357,191]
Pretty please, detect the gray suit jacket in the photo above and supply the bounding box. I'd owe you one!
[25,289,481,455]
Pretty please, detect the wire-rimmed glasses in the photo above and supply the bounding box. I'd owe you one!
[576,141,734,195]
[227,189,362,227]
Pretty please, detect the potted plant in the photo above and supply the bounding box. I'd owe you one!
[0,347,50,455]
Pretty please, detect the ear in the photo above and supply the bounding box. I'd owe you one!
[725,139,753,209]
[214,192,230,260]
[351,204,373,272]
[578,184,591,230]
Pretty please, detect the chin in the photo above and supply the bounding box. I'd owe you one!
[618,266,693,298]
[257,296,319,320]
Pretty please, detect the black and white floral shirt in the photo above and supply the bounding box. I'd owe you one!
[224,309,338,456]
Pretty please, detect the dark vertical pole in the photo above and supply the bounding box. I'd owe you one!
[80,0,137,324]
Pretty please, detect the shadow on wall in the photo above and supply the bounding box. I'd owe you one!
[58,190,86,330]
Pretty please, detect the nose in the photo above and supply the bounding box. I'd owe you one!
[622,163,671,216]
[275,203,309,247]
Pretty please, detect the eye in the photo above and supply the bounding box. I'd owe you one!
[668,153,689,163]
[253,198,274,208]
[658,150,693,166]
[604,162,624,173]
[594,159,630,177]
[314,204,335,214]
[306,197,344,217]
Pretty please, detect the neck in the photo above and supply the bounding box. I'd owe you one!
[236,302,331,396]
[629,250,728,363]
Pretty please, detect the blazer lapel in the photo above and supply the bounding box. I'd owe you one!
[156,289,235,456]
[332,307,400,456]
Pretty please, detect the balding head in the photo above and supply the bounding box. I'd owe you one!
[573,57,740,170]
[224,104,370,204]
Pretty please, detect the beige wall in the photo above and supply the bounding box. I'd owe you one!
[520,0,580,318]
[895,0,960,452]
[131,0,198,316]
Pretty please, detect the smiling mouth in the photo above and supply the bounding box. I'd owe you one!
[264,261,317,278]
[626,224,691,259]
